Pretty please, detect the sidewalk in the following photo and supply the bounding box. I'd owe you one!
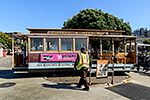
[0,55,12,58]
[130,69,150,88]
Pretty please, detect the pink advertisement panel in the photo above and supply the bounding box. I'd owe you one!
[41,53,77,62]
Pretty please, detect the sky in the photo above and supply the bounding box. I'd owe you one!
[0,0,150,34]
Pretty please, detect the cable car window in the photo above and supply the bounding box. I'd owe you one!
[30,38,43,51]
[61,39,73,51]
[75,39,87,51]
[46,38,58,51]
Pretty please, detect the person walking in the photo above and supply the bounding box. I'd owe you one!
[145,52,149,73]
[74,47,91,91]
[137,52,142,71]
[141,51,145,72]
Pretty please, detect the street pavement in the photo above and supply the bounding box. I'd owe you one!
[0,55,150,100]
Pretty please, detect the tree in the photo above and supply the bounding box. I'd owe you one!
[0,32,14,48]
[62,9,132,49]
[142,39,150,44]
[62,9,132,35]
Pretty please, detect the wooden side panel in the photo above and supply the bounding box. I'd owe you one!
[29,53,40,63]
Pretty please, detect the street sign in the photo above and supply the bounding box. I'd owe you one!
[96,60,108,78]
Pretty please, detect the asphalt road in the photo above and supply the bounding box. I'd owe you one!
[0,55,150,100]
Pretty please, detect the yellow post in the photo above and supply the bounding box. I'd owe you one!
[130,40,132,52]
[134,39,137,64]
[28,38,31,52]
[112,38,114,57]
[73,38,75,52]
[59,38,61,52]
[100,38,102,60]
[124,38,126,64]
[119,42,121,52]
[44,38,46,52]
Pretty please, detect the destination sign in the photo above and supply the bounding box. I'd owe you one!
[47,31,105,35]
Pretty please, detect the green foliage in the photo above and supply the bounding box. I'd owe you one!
[142,39,150,44]
[0,32,15,48]
[22,41,27,46]
[63,9,132,35]
[102,41,110,50]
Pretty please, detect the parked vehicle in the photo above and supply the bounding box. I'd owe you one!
[12,28,137,73]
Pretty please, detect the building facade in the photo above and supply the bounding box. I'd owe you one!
[0,42,5,57]
[147,30,150,37]
[132,28,147,37]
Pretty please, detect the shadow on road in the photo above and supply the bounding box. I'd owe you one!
[0,69,128,85]
[0,69,44,79]
[133,70,150,77]
[41,83,81,91]
[42,72,128,85]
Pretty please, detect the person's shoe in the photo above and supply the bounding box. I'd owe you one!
[75,85,81,88]
[82,88,89,91]
[142,70,145,72]
[145,71,148,73]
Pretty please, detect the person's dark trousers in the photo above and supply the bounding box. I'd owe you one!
[143,63,146,70]
[114,57,117,63]
[143,57,146,70]
[145,62,149,71]
[78,67,89,89]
